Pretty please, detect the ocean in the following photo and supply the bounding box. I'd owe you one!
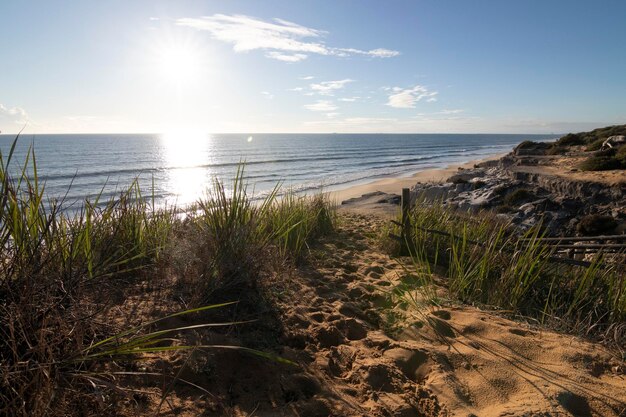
[0,133,558,208]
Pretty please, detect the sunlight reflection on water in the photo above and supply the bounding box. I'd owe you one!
[160,132,213,205]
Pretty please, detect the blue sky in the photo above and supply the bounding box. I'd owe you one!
[1,0,625,134]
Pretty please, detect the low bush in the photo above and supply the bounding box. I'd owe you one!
[503,188,535,206]
[579,156,621,171]
[546,145,568,155]
[586,138,605,151]
[616,145,626,166]
[555,133,584,147]
[576,214,618,236]
[548,125,626,153]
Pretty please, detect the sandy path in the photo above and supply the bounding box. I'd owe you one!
[261,210,626,416]
[128,210,625,417]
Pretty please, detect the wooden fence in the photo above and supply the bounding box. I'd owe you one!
[390,188,626,268]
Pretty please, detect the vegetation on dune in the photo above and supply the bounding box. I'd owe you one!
[579,155,623,171]
[553,124,626,148]
[384,201,625,343]
[503,188,535,206]
[542,124,626,170]
[576,214,618,236]
[0,136,335,417]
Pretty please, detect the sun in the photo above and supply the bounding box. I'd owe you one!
[156,41,201,86]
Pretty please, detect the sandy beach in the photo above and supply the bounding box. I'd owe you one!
[330,154,506,203]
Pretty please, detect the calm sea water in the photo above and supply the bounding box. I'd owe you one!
[0,133,557,208]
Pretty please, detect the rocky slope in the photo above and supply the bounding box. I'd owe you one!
[410,152,626,237]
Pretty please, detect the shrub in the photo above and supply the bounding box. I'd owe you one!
[579,156,620,171]
[555,133,584,147]
[616,145,626,166]
[514,141,549,155]
[503,188,535,206]
[586,138,605,152]
[546,146,568,155]
[576,214,618,236]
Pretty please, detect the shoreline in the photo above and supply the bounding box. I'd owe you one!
[329,153,506,203]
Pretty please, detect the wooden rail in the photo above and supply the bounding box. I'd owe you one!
[521,234,626,242]
[388,188,621,269]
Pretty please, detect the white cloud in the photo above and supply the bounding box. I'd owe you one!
[261,91,274,99]
[288,87,304,92]
[299,75,315,80]
[333,47,400,58]
[0,103,29,127]
[338,97,359,102]
[266,52,307,62]
[304,100,337,112]
[325,112,340,118]
[310,79,353,95]
[386,85,438,108]
[177,14,400,62]
[365,48,400,58]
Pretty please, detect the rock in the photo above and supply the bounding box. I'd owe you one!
[410,159,625,237]
[447,169,485,184]
[412,183,454,202]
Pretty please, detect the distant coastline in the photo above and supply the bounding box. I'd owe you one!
[0,133,557,208]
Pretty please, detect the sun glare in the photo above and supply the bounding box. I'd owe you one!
[161,131,211,205]
[156,42,201,86]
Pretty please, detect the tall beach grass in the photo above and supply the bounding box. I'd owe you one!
[387,200,625,343]
[0,136,335,416]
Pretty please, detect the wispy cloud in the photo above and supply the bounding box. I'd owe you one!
[261,91,274,99]
[338,97,360,102]
[310,79,353,96]
[0,103,29,126]
[299,75,315,80]
[386,85,438,108]
[177,14,400,62]
[266,52,307,62]
[304,100,338,112]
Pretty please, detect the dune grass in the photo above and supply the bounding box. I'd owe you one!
[386,200,625,342]
[0,136,335,416]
